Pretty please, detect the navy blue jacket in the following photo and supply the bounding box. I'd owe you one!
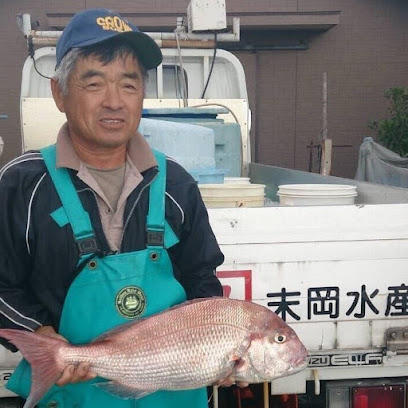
[0,151,223,347]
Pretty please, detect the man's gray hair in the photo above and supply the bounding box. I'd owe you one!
[53,41,149,95]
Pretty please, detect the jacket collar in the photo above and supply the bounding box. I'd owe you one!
[55,122,157,172]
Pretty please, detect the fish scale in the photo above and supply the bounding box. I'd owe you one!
[0,297,308,408]
[88,323,247,388]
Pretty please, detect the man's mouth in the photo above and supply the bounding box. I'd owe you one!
[100,119,124,123]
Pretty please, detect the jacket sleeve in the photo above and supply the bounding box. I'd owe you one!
[166,162,224,299]
[0,162,52,349]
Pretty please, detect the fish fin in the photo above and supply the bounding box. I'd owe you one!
[230,335,252,362]
[234,358,250,375]
[168,296,223,308]
[93,320,142,343]
[233,358,246,369]
[95,381,155,400]
[0,329,65,408]
[93,297,221,343]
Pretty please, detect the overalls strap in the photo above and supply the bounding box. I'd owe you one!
[41,146,177,251]
[40,145,98,256]
[146,150,166,248]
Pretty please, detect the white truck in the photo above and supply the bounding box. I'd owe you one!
[2,6,408,408]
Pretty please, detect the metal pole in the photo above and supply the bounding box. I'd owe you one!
[320,72,332,175]
[212,385,219,408]
[263,382,269,408]
[31,37,217,49]
[28,17,240,43]
[322,72,328,141]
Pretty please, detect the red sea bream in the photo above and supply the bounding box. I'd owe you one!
[0,297,308,408]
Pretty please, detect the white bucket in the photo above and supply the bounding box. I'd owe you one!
[199,183,265,208]
[224,177,251,185]
[278,184,358,206]
[200,196,265,208]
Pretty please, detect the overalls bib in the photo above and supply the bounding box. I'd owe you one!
[7,145,208,408]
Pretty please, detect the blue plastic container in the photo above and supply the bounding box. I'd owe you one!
[142,108,241,177]
[138,118,215,172]
[189,167,226,184]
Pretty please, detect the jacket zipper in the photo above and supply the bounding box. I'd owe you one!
[118,172,158,253]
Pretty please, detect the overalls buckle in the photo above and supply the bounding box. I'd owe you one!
[77,237,98,255]
[146,230,164,246]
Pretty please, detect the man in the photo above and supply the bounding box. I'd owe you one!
[0,8,224,407]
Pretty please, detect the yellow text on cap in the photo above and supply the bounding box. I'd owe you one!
[96,16,132,33]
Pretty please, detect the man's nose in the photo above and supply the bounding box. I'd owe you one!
[102,84,124,110]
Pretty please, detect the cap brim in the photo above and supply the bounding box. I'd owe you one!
[114,31,162,70]
[76,31,162,70]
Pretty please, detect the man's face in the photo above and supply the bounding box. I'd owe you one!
[52,53,144,152]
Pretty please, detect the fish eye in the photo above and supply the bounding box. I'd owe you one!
[274,333,287,344]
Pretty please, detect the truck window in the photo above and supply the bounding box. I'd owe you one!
[146,65,188,99]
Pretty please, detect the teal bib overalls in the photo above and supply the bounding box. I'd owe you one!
[7,145,208,408]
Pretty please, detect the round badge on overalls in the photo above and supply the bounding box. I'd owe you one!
[115,286,146,319]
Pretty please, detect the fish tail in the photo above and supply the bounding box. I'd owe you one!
[0,328,66,408]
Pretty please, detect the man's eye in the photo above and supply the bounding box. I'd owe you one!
[87,82,101,88]
[124,84,137,90]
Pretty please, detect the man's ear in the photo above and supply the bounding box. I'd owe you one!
[51,78,65,113]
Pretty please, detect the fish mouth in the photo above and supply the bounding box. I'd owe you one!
[286,356,309,374]
[284,366,306,378]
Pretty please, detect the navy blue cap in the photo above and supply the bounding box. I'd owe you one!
[56,9,162,70]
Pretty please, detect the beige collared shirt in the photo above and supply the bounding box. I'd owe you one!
[55,123,157,251]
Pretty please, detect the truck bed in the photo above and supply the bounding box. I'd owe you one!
[210,169,408,393]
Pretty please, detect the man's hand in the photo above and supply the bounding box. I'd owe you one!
[35,326,97,386]
[56,362,96,386]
